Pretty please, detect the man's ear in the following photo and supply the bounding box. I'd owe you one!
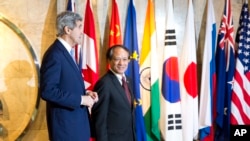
[64,26,71,34]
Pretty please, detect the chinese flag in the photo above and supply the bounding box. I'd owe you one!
[109,0,122,47]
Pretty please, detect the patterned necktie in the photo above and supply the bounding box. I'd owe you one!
[122,76,131,105]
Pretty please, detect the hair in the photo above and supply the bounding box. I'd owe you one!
[56,11,82,37]
[106,44,130,60]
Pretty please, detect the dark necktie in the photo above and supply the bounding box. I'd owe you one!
[122,76,131,105]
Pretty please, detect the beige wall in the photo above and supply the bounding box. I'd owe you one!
[0,0,246,140]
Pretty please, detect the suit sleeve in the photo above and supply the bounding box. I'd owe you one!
[91,79,110,141]
[40,51,81,109]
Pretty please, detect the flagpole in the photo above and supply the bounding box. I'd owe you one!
[248,0,250,12]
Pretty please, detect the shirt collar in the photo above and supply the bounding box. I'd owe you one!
[110,69,126,84]
[57,37,72,54]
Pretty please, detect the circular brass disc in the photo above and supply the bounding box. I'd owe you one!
[0,14,39,141]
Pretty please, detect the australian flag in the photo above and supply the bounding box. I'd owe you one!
[215,0,235,140]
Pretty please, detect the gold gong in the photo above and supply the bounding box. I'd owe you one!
[0,13,39,141]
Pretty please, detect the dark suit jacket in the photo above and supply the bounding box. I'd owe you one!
[91,70,136,141]
[40,39,90,141]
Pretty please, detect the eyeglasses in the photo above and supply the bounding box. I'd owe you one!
[112,57,130,63]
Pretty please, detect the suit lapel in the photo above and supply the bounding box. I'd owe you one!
[108,71,132,107]
[63,51,80,72]
[63,51,84,85]
[55,40,84,88]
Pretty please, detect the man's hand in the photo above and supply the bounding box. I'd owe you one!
[81,91,98,107]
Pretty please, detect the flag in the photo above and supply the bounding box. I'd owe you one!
[80,1,99,141]
[123,0,147,140]
[66,0,79,64]
[161,0,183,140]
[198,0,217,140]
[235,1,247,46]
[109,0,122,47]
[179,0,198,141]
[79,0,99,91]
[107,0,122,69]
[231,1,250,125]
[66,0,75,12]
[215,0,235,140]
[140,0,160,140]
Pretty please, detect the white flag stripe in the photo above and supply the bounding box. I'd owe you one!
[150,32,158,83]
[233,78,250,112]
[231,102,244,123]
[235,63,250,91]
[140,53,151,115]
[81,34,97,72]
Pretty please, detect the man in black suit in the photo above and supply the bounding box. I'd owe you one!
[91,45,136,141]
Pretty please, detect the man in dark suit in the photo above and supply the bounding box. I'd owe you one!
[91,45,137,141]
[40,11,98,141]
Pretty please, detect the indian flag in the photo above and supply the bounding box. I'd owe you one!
[140,0,160,140]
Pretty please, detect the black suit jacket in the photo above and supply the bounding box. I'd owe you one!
[91,70,136,141]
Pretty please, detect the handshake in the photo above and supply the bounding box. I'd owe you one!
[81,91,98,108]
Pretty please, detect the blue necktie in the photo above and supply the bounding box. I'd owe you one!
[70,48,76,63]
